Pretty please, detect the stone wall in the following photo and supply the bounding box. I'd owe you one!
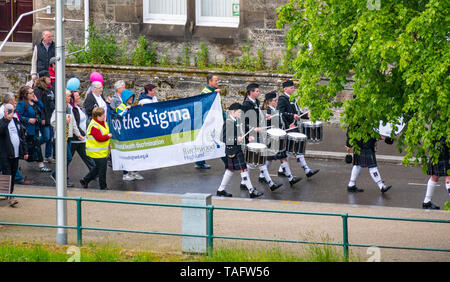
[31,0,291,67]
[0,60,354,122]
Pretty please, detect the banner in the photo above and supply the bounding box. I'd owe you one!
[108,93,225,171]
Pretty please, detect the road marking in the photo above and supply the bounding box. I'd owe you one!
[408,183,440,187]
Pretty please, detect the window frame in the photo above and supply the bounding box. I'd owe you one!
[195,0,240,28]
[142,0,188,26]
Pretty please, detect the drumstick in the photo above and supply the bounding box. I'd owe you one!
[298,111,310,118]
[242,126,272,138]
[242,127,255,139]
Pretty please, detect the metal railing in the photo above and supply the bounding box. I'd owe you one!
[1,193,449,261]
[0,6,52,55]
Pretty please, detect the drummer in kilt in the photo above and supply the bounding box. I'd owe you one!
[261,91,301,188]
[216,102,264,198]
[422,136,450,210]
[277,80,320,178]
[345,128,392,193]
[240,83,284,192]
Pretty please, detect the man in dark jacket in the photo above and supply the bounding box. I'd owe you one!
[0,104,29,207]
[276,80,319,178]
[31,30,55,82]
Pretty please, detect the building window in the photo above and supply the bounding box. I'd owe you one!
[143,0,187,25]
[195,0,240,28]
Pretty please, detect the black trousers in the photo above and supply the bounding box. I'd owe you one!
[84,157,107,189]
[70,142,95,171]
[1,157,19,197]
[25,135,44,163]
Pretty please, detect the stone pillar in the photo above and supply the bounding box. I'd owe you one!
[182,193,212,254]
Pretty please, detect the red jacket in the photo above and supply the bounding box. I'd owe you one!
[48,66,55,82]
[90,119,110,142]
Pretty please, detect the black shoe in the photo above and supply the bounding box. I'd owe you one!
[100,187,110,190]
[422,201,440,210]
[269,183,283,192]
[249,189,264,198]
[195,164,211,169]
[80,179,88,189]
[259,177,269,184]
[306,169,320,178]
[217,190,233,197]
[289,177,302,186]
[278,171,287,177]
[347,185,364,192]
[380,185,392,193]
[67,180,74,188]
[240,183,247,190]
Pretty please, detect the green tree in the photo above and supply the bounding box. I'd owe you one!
[276,0,449,171]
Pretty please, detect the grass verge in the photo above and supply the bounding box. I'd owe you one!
[0,241,356,262]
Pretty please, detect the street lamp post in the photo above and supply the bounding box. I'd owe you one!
[55,0,67,245]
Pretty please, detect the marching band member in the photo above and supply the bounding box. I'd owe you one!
[345,127,392,193]
[262,91,301,188]
[277,80,320,178]
[217,102,264,198]
[422,136,450,210]
[240,83,282,191]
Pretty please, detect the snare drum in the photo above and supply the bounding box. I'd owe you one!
[300,121,323,143]
[266,128,287,154]
[287,133,307,155]
[245,143,267,167]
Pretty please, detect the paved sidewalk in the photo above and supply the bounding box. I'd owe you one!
[0,186,449,262]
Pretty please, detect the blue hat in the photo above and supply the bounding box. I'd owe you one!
[121,89,135,104]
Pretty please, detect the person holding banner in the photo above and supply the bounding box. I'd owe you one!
[195,74,222,170]
[110,81,143,181]
[276,80,320,179]
[138,84,158,105]
[114,89,144,181]
[262,91,301,188]
[80,107,112,190]
[217,102,264,198]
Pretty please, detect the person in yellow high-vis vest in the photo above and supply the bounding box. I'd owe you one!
[80,107,112,190]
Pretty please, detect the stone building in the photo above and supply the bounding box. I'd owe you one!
[29,0,289,66]
[1,0,352,121]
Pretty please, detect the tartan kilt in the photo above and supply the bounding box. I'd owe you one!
[225,151,247,171]
[427,157,450,176]
[353,149,377,168]
[267,150,288,161]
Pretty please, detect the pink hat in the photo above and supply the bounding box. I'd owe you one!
[90,72,103,85]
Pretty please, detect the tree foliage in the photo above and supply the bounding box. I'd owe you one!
[276,0,449,171]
